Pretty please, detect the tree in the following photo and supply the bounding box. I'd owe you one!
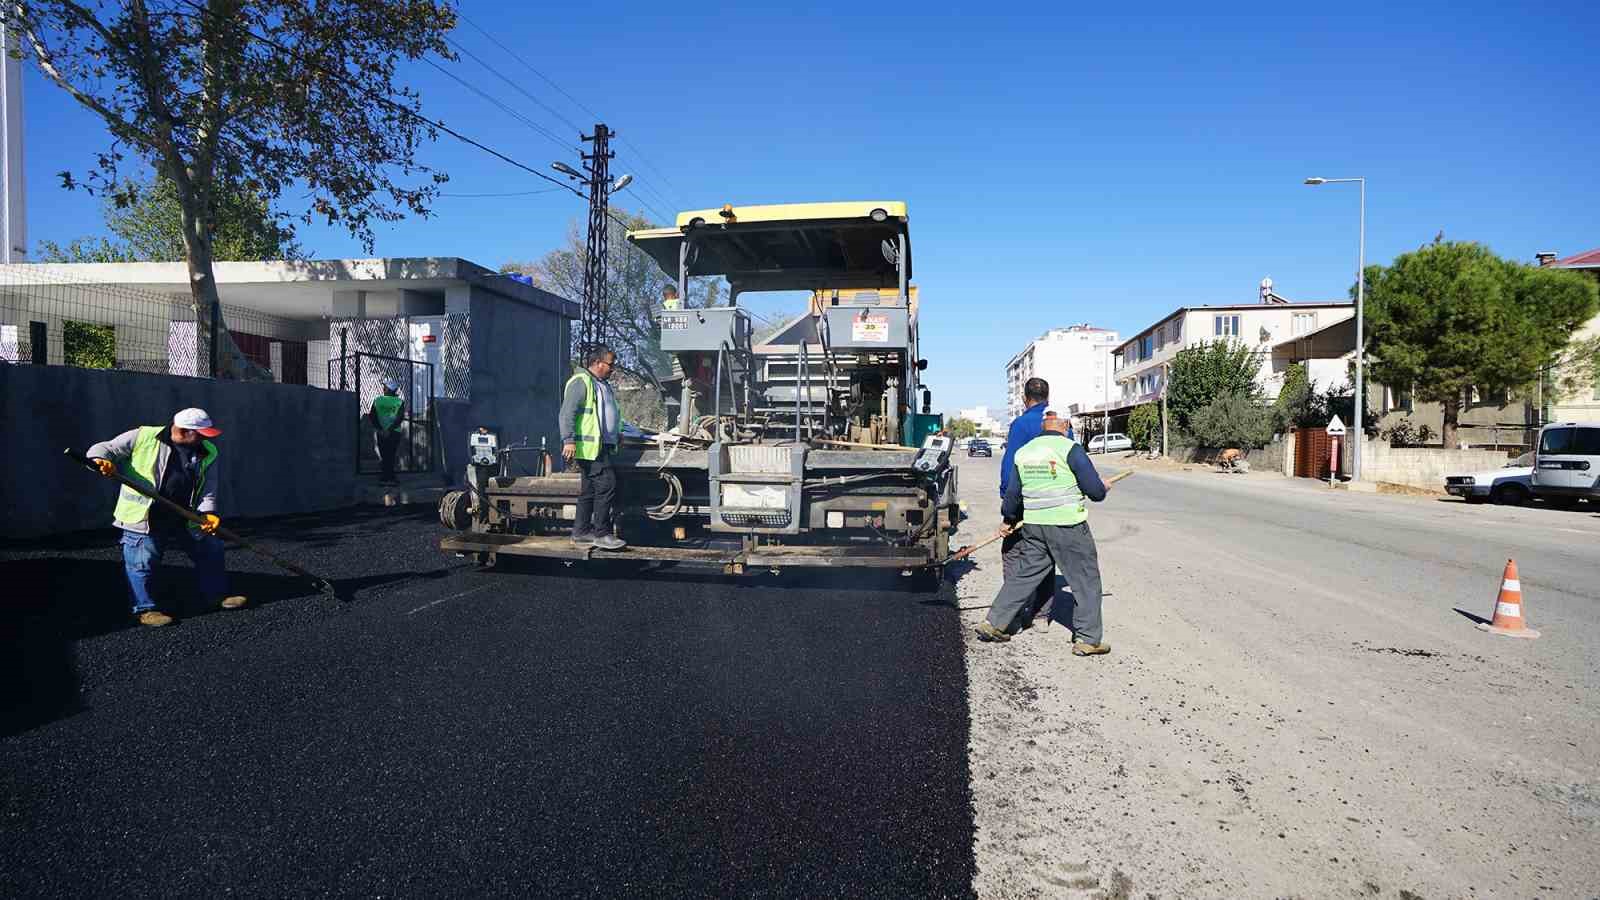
[1364,240,1599,448]
[1270,362,1313,433]
[503,208,726,389]
[1127,403,1159,451]
[7,0,455,377]
[38,176,302,263]
[1165,340,1263,431]
[946,417,978,440]
[1189,392,1272,449]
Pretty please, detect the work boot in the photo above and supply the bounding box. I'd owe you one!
[220,595,248,610]
[1072,640,1111,656]
[570,530,594,546]
[974,622,1010,643]
[592,535,627,551]
[137,610,174,628]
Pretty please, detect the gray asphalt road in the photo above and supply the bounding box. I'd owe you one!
[956,451,1599,897]
[1,509,975,897]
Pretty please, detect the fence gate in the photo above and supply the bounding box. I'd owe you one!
[328,352,436,476]
[1294,426,1333,479]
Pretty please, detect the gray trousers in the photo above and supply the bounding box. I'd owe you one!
[985,521,1104,644]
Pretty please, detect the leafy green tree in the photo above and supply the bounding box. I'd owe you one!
[946,418,978,440]
[1127,403,1159,451]
[1189,392,1272,449]
[38,177,301,263]
[7,0,455,377]
[1165,340,1263,430]
[1270,362,1313,433]
[1364,241,1599,448]
[62,321,115,368]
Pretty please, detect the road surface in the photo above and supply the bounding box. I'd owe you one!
[1,508,975,897]
[953,451,1598,898]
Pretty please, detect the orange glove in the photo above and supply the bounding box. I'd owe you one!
[93,458,116,477]
[199,513,221,535]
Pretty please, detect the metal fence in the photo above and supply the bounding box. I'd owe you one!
[0,263,312,382]
[329,351,438,475]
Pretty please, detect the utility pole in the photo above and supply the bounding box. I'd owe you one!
[578,124,614,362]
[1161,362,1169,458]
[0,22,27,264]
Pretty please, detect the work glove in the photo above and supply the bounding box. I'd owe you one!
[199,513,222,535]
[92,458,116,477]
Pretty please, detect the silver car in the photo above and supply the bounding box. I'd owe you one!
[1444,452,1534,505]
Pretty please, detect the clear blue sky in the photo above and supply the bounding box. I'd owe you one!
[22,1,1599,412]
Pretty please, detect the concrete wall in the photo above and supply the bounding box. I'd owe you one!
[463,286,571,463]
[1354,438,1516,491]
[0,364,358,538]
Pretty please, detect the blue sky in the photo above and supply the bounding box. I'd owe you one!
[22,0,1599,411]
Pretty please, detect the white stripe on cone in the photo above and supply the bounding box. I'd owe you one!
[1496,602,1521,618]
[1502,579,1521,592]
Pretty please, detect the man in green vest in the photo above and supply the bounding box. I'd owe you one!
[369,378,405,485]
[976,411,1112,655]
[560,345,626,551]
[86,408,247,628]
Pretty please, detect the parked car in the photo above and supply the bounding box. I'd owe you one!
[1087,433,1133,454]
[967,438,993,458]
[1531,421,1600,506]
[1444,452,1534,505]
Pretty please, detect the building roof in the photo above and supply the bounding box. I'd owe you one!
[1271,315,1354,355]
[5,257,580,320]
[1112,300,1351,354]
[1548,247,1600,269]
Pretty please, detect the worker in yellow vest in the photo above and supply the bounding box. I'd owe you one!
[86,408,247,628]
[369,378,405,485]
[977,411,1112,655]
[560,345,627,551]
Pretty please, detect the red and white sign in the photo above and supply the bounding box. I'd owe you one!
[852,313,889,343]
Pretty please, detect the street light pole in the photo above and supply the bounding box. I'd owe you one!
[1305,176,1366,482]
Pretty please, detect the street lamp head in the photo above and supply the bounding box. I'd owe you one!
[1303,177,1327,185]
[610,173,634,192]
[551,161,584,180]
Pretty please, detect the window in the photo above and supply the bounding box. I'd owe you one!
[1215,315,1240,338]
[1577,428,1600,454]
[1292,312,1316,336]
[1397,388,1413,413]
[1540,427,1574,454]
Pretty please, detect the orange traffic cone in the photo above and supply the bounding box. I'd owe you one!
[1478,559,1540,639]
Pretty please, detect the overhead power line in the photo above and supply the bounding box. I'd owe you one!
[443,34,586,149]
[457,11,689,212]
[438,187,569,198]
[420,56,575,156]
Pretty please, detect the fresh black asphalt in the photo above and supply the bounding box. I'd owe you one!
[1,507,976,897]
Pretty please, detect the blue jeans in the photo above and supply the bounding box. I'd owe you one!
[121,529,228,613]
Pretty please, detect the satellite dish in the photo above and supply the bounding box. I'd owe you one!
[1260,277,1273,290]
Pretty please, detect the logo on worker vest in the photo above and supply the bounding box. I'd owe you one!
[1049,460,1057,477]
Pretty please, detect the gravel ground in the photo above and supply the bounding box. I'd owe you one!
[952,452,1599,899]
[2,507,976,897]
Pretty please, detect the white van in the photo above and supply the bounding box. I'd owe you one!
[1531,422,1600,504]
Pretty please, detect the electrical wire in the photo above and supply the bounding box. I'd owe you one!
[419,56,575,156]
[438,187,569,198]
[444,33,587,149]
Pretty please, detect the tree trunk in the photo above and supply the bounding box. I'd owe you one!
[176,192,226,378]
[1441,391,1461,450]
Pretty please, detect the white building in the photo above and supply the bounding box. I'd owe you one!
[1004,324,1121,421]
[1105,280,1353,412]
[956,405,1005,436]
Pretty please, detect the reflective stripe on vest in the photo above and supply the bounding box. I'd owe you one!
[372,394,403,429]
[112,426,218,527]
[1014,434,1087,526]
[565,371,602,461]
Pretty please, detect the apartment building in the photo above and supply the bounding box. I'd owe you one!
[956,405,1006,436]
[1004,324,1121,420]
[1541,248,1600,423]
[1108,279,1353,409]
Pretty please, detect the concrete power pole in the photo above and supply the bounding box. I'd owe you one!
[1,23,27,264]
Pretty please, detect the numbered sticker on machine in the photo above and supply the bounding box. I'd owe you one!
[852,313,890,343]
[660,313,689,331]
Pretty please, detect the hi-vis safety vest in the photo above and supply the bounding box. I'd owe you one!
[565,371,603,461]
[1015,433,1087,526]
[372,394,403,429]
[112,426,218,528]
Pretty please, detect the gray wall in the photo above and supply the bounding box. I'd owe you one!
[465,286,571,462]
[1,364,358,538]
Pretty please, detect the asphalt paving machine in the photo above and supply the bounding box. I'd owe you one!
[438,201,959,575]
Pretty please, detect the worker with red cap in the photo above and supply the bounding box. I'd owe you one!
[86,408,247,627]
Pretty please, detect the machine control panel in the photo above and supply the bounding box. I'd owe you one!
[913,434,953,476]
[469,430,499,467]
